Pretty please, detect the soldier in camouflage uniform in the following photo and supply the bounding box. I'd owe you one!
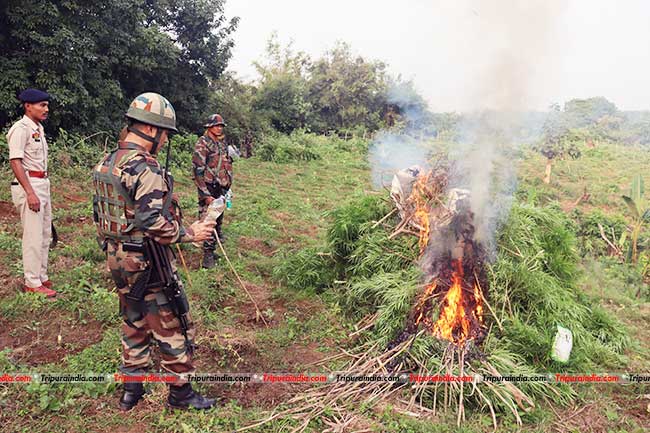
[92,93,217,411]
[191,114,233,269]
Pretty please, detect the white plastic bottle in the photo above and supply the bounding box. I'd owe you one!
[192,197,226,248]
[206,196,226,221]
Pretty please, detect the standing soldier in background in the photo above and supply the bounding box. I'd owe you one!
[92,92,216,411]
[242,130,253,158]
[192,114,233,269]
[7,89,56,297]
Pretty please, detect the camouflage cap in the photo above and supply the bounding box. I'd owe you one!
[204,114,226,128]
[126,92,178,132]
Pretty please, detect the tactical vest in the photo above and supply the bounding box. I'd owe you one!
[92,145,143,243]
[206,137,233,188]
[92,143,175,244]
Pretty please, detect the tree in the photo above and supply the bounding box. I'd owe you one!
[430,112,462,140]
[564,97,617,129]
[535,109,581,184]
[385,77,432,133]
[307,42,388,134]
[210,73,270,155]
[252,34,312,134]
[0,0,238,134]
[620,112,650,146]
[251,37,429,137]
[253,72,311,134]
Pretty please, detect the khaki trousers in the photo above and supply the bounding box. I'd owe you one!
[11,178,51,288]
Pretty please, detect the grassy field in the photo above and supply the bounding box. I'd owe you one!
[0,137,649,432]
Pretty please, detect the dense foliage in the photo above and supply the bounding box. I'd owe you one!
[0,0,238,134]
[251,37,394,136]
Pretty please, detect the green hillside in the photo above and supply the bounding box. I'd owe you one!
[0,132,649,432]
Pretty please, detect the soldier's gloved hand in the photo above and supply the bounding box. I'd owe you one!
[27,192,41,212]
[190,219,217,242]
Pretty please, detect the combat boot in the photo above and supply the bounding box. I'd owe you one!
[201,251,215,269]
[167,383,216,410]
[119,382,145,411]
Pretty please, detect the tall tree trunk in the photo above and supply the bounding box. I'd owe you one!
[544,158,553,184]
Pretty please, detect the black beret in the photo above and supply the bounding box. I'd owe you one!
[18,88,50,103]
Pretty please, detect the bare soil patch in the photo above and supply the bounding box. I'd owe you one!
[0,311,104,365]
[0,200,17,221]
[51,183,88,210]
[238,235,276,257]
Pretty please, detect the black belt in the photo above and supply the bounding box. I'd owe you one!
[11,181,19,186]
[102,239,145,252]
[122,241,145,253]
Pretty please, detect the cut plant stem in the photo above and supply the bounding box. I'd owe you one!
[214,230,269,327]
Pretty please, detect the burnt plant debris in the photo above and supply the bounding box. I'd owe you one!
[266,162,631,430]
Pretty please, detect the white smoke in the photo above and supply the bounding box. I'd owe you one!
[368,0,567,257]
[368,80,435,189]
[368,133,433,189]
[450,0,567,255]
[449,112,522,255]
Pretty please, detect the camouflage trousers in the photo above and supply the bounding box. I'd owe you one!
[107,241,195,383]
[198,183,228,252]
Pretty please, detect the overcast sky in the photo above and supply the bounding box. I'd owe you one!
[224,0,650,112]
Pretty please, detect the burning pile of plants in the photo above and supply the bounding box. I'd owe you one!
[264,157,630,431]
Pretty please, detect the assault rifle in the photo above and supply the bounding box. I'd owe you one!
[143,237,194,355]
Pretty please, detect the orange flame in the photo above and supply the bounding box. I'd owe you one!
[433,259,469,343]
[474,283,484,326]
[414,280,437,328]
[406,172,485,346]
[413,259,485,346]
[410,174,431,254]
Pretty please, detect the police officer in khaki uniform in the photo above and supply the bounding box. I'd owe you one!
[7,88,56,297]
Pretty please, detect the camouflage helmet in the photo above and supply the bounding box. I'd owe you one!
[125,92,178,132]
[204,113,226,128]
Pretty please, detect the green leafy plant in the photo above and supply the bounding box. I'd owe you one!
[256,133,315,162]
[272,246,336,292]
[274,194,630,419]
[571,208,628,257]
[622,174,650,263]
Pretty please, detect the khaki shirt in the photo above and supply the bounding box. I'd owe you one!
[7,115,48,173]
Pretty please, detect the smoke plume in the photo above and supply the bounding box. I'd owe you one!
[368,0,567,258]
[450,0,566,255]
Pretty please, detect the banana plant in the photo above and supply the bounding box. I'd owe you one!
[622,175,650,263]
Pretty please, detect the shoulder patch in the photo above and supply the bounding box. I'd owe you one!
[117,150,143,167]
[144,154,160,168]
